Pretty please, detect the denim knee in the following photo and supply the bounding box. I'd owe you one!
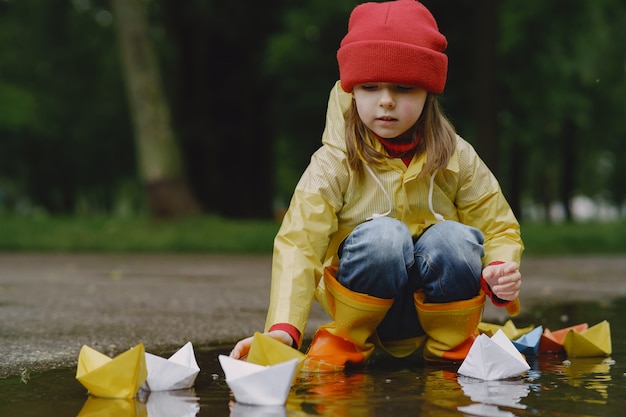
[338,217,414,299]
[413,221,484,302]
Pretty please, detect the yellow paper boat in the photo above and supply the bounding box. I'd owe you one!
[563,320,611,357]
[478,319,534,340]
[76,343,147,399]
[539,323,589,353]
[76,397,147,417]
[247,332,306,382]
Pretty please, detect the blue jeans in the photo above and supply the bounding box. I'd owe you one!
[337,217,484,342]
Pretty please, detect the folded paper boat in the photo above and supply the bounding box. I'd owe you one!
[539,323,589,353]
[142,341,200,391]
[512,325,543,356]
[563,320,611,357]
[247,332,305,379]
[219,355,299,406]
[458,330,530,380]
[478,320,534,340]
[76,343,147,399]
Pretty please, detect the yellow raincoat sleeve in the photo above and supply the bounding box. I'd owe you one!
[264,85,350,341]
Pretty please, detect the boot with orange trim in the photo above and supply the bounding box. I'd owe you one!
[414,289,486,363]
[302,269,393,372]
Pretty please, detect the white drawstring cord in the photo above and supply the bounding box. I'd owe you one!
[428,170,445,222]
[364,164,392,221]
[364,164,444,222]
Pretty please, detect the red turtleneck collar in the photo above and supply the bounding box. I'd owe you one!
[375,132,421,167]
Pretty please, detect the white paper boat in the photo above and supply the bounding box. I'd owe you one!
[458,330,530,380]
[218,355,299,406]
[142,342,200,391]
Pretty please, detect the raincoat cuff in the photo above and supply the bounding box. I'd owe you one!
[480,261,511,307]
[269,323,301,349]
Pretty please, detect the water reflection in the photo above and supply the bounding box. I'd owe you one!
[421,369,470,411]
[142,390,200,417]
[294,372,377,416]
[565,358,613,402]
[77,397,147,417]
[457,376,528,416]
[76,389,199,417]
[458,376,529,408]
[229,402,287,417]
[538,357,614,404]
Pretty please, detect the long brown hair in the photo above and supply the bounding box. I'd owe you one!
[344,94,457,178]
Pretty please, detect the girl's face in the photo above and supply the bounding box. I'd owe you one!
[353,82,427,139]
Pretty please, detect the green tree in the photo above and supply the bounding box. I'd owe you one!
[0,0,137,214]
[110,0,201,218]
[498,0,626,221]
[264,0,358,201]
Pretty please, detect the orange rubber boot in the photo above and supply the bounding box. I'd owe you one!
[303,269,393,372]
[414,289,485,363]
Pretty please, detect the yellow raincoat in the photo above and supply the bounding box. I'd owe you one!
[265,82,523,345]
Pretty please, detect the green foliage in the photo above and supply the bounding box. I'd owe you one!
[0,0,135,213]
[0,0,624,221]
[0,83,38,130]
[521,220,626,255]
[0,214,279,253]
[264,0,359,199]
[498,0,626,214]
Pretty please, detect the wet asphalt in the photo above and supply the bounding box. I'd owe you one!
[1,253,625,378]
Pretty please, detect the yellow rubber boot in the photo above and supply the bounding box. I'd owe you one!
[303,267,393,372]
[414,289,485,363]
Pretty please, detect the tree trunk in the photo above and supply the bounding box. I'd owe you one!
[508,139,524,220]
[110,0,201,218]
[560,119,577,222]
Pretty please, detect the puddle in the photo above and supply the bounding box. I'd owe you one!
[1,298,625,417]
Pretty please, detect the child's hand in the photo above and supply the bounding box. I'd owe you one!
[229,330,293,360]
[482,262,521,301]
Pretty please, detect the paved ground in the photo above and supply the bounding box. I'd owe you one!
[1,253,625,378]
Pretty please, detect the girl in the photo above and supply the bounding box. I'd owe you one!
[231,0,523,371]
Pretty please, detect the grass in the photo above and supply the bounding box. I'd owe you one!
[0,214,280,253]
[520,220,626,255]
[0,213,624,255]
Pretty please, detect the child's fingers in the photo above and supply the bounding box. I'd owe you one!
[230,336,253,359]
[504,262,519,274]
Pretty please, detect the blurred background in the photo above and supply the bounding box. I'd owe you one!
[0,0,624,225]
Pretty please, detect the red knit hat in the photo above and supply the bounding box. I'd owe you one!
[337,0,448,94]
